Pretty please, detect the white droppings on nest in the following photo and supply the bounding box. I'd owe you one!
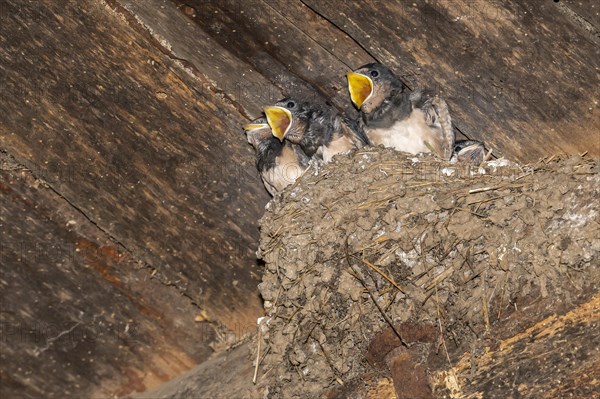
[442,167,456,176]
[396,249,420,269]
[564,209,597,228]
[497,245,508,261]
[486,158,514,170]
[289,187,301,198]
[264,201,274,211]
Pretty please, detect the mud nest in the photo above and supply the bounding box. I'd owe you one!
[254,148,599,398]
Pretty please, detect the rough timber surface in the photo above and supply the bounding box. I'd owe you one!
[1,0,265,396]
[561,0,600,29]
[432,293,600,398]
[0,153,214,398]
[167,0,373,115]
[134,343,258,399]
[1,0,266,330]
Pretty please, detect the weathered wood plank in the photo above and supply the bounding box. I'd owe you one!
[114,0,281,118]
[135,341,397,399]
[302,0,600,162]
[0,154,216,398]
[148,0,469,146]
[562,0,600,29]
[168,0,373,114]
[432,293,600,398]
[0,0,265,331]
[134,343,258,399]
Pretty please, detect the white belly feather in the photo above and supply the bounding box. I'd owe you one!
[367,110,435,155]
[320,135,355,163]
[262,145,306,195]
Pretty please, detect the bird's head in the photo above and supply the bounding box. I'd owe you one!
[347,63,402,114]
[263,98,310,144]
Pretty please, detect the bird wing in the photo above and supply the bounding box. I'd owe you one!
[343,116,371,146]
[410,90,455,161]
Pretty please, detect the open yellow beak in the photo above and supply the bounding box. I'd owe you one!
[346,71,373,109]
[264,106,292,141]
[243,123,269,131]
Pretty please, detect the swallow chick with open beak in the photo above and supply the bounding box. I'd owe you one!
[263,98,369,163]
[347,63,455,160]
[244,117,310,196]
[451,140,488,164]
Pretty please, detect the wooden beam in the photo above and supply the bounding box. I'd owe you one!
[0,154,216,398]
[561,0,600,29]
[1,0,265,332]
[166,0,373,113]
[432,294,600,397]
[135,343,258,399]
[115,0,282,118]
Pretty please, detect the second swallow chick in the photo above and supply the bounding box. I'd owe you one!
[264,98,369,163]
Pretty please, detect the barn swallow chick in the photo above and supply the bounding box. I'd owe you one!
[244,117,309,196]
[347,63,455,160]
[451,140,488,164]
[263,98,369,163]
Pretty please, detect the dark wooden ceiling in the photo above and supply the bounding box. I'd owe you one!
[1,0,598,397]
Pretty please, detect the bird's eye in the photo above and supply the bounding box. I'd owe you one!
[286,101,296,108]
[370,70,379,78]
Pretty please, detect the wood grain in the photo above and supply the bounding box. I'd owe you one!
[168,0,373,114]
[431,293,600,398]
[0,155,215,398]
[0,0,266,331]
[562,0,600,29]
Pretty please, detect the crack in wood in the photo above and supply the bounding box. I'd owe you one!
[265,1,354,71]
[299,0,381,65]
[102,0,252,119]
[1,148,200,304]
[555,2,600,45]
